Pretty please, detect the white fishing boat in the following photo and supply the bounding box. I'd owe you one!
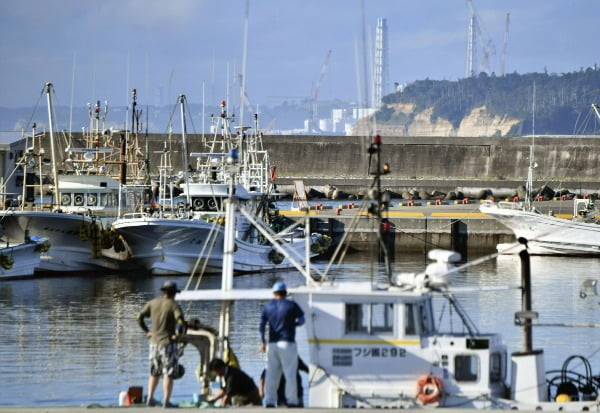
[0,83,148,271]
[176,135,600,411]
[112,97,327,275]
[481,103,600,256]
[480,199,600,255]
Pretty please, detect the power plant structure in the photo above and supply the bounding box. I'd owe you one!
[466,0,509,77]
[372,17,389,109]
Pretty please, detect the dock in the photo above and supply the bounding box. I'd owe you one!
[278,200,582,253]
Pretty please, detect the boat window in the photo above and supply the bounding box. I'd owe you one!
[345,303,394,334]
[345,304,367,333]
[490,352,505,383]
[346,303,394,334]
[454,354,479,382]
[404,303,416,335]
[371,303,393,332]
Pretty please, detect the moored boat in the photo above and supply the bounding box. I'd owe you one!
[0,83,147,272]
[112,97,327,275]
[481,199,600,255]
[0,236,46,279]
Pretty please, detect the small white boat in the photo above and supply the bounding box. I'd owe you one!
[0,237,46,279]
[482,102,600,256]
[481,199,600,255]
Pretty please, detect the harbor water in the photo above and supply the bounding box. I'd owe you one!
[0,252,599,407]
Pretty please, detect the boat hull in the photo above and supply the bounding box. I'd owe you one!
[481,202,600,255]
[112,215,314,275]
[1,210,128,271]
[0,242,41,278]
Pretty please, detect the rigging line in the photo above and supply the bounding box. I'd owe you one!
[319,197,370,283]
[163,99,180,135]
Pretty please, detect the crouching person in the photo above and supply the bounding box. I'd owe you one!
[206,358,262,407]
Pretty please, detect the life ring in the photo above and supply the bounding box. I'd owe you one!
[87,194,97,206]
[192,198,204,210]
[270,166,277,181]
[61,194,71,206]
[74,194,84,206]
[207,198,217,211]
[416,374,443,405]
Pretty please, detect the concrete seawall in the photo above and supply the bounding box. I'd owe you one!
[6,133,600,197]
[261,135,600,196]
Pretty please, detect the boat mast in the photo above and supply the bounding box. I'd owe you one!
[525,82,536,211]
[179,94,192,207]
[44,83,60,209]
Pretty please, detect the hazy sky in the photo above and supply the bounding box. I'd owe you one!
[1,0,599,109]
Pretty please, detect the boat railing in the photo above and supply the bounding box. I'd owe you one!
[120,212,150,220]
[496,201,525,210]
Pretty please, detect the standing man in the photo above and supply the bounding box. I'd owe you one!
[259,281,305,407]
[137,281,185,408]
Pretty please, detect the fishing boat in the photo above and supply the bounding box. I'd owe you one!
[481,103,600,256]
[175,135,600,411]
[0,236,47,279]
[112,97,328,275]
[0,83,148,271]
[480,198,600,255]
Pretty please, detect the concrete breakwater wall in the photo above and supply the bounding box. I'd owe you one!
[23,133,600,197]
[261,135,600,197]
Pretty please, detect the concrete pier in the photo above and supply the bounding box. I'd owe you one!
[279,199,584,254]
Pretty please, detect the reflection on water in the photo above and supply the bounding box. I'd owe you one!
[0,252,599,406]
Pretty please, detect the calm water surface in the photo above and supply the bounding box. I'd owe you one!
[0,252,599,406]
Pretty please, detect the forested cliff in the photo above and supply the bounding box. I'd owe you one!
[366,67,600,137]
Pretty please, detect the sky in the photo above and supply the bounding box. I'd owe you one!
[1,0,600,110]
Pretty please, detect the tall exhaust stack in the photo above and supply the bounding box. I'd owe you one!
[373,17,389,108]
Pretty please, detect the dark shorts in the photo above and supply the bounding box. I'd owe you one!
[149,342,178,378]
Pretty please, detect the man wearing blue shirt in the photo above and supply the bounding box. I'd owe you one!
[259,281,305,407]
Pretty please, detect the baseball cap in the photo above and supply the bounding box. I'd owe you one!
[161,281,181,293]
[272,281,287,293]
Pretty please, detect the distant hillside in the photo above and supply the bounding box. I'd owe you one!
[369,68,600,137]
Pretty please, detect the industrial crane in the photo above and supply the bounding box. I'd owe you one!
[311,50,332,133]
[466,0,496,76]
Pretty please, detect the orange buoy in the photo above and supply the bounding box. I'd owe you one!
[416,374,443,405]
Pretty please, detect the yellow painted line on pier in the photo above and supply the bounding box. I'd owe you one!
[308,338,420,346]
[431,212,487,218]
[385,211,425,217]
[278,210,318,216]
[554,214,573,219]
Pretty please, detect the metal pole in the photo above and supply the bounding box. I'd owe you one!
[519,245,533,352]
[45,83,60,208]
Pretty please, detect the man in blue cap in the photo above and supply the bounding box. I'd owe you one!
[259,281,305,407]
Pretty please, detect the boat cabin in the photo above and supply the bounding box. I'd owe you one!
[291,282,508,408]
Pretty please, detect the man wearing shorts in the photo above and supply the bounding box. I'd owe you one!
[137,281,185,408]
